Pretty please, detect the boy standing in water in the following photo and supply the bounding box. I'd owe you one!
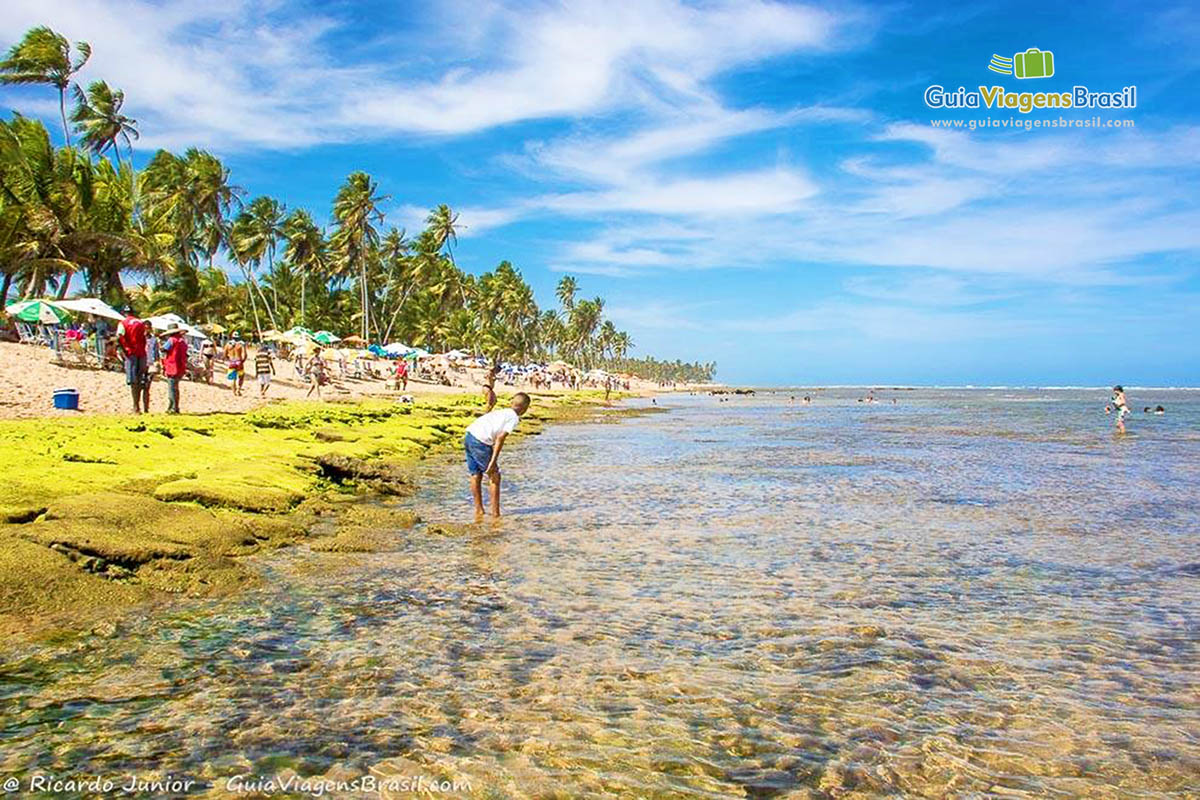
[464,392,531,518]
[1111,385,1130,434]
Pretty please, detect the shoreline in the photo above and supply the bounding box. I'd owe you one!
[0,341,691,420]
[0,390,639,643]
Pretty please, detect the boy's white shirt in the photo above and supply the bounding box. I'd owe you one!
[466,408,520,445]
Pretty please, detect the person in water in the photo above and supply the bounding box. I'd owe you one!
[464,392,531,518]
[1111,385,1130,434]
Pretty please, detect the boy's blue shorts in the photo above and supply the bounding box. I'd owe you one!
[464,432,493,475]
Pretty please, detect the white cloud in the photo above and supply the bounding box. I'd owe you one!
[544,167,817,217]
[0,0,847,150]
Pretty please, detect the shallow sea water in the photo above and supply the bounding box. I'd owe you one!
[2,388,1199,798]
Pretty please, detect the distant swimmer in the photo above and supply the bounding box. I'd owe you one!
[1155,405,1165,415]
[1110,385,1130,434]
[804,395,812,404]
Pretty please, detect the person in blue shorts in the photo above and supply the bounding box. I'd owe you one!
[463,392,531,518]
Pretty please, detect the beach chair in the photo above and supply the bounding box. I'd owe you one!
[16,322,38,344]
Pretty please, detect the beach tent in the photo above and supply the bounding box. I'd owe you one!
[5,299,70,324]
[368,343,389,358]
[52,297,124,321]
[312,330,340,345]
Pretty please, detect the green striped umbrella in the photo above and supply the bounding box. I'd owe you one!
[312,330,341,345]
[4,299,70,324]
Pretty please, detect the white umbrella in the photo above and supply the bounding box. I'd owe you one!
[52,297,124,321]
[146,313,186,331]
[146,314,207,340]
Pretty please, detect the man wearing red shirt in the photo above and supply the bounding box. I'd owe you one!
[117,305,148,413]
[161,323,189,414]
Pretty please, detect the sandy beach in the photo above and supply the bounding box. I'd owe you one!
[0,341,681,420]
[0,341,479,419]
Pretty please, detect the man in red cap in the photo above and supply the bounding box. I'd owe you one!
[161,323,189,414]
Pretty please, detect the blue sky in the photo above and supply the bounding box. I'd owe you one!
[3,0,1199,385]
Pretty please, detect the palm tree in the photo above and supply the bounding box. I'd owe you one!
[282,209,325,327]
[70,80,138,165]
[555,275,578,311]
[0,26,91,146]
[0,114,113,299]
[330,172,387,340]
[236,195,286,319]
[140,148,242,274]
[426,204,459,259]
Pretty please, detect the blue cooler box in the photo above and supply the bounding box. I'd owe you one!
[53,388,79,410]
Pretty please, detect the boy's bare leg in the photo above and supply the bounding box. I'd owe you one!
[488,469,502,517]
[471,474,485,518]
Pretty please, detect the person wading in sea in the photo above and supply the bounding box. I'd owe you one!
[1111,385,1130,434]
[463,392,531,519]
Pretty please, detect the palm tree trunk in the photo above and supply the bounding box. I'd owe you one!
[0,273,11,307]
[59,87,71,147]
[300,270,306,327]
[239,264,264,338]
[254,277,277,329]
[56,273,72,299]
[359,262,369,341]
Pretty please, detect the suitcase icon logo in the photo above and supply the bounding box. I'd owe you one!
[987,48,1055,79]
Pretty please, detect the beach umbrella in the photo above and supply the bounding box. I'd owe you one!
[146,314,206,340]
[312,330,340,345]
[5,299,70,324]
[201,322,227,334]
[285,326,314,338]
[368,343,388,357]
[383,342,413,356]
[52,297,124,321]
[342,335,367,346]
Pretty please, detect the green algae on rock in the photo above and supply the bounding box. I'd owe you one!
[0,392,619,636]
